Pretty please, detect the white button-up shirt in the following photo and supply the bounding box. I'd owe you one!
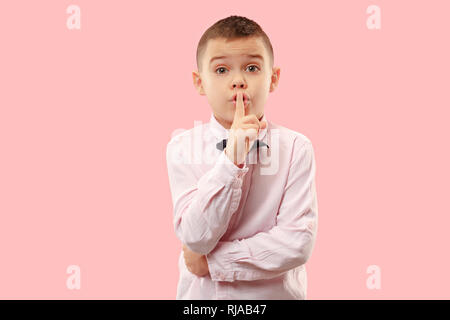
[166,113,318,299]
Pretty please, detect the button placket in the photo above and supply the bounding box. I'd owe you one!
[236,167,248,179]
[232,177,242,189]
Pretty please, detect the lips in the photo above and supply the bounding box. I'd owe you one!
[231,93,250,106]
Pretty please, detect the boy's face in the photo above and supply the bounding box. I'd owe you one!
[193,36,280,129]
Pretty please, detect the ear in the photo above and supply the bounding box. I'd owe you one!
[269,67,281,92]
[192,71,206,95]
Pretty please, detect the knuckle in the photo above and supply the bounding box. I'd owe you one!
[243,115,258,124]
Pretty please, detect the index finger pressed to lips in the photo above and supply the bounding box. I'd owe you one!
[233,92,246,121]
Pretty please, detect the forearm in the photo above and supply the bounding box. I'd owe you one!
[173,151,249,255]
[206,219,317,282]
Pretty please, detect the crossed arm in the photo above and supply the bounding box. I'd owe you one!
[168,137,318,281]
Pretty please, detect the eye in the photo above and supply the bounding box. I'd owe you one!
[246,65,260,72]
[215,67,227,74]
[215,65,261,75]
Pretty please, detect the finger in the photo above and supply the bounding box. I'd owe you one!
[240,120,260,132]
[240,114,259,124]
[240,115,264,131]
[245,128,258,140]
[260,120,267,129]
[239,123,260,130]
[233,92,246,121]
[236,128,258,143]
[245,129,259,141]
[235,127,259,140]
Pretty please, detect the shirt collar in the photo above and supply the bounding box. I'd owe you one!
[209,113,269,145]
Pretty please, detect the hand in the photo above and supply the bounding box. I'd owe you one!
[182,244,210,277]
[225,92,267,168]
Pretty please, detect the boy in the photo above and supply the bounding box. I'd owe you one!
[166,15,318,299]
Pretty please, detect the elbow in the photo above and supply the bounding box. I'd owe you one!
[293,232,316,267]
[297,250,311,266]
[176,226,217,255]
[184,240,215,255]
[183,236,216,255]
[174,208,224,255]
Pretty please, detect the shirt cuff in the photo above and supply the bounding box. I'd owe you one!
[206,241,235,282]
[212,151,249,189]
[206,240,258,282]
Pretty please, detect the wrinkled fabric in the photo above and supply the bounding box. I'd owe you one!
[166,113,318,300]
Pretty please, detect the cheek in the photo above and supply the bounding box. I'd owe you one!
[253,78,270,95]
[264,75,272,90]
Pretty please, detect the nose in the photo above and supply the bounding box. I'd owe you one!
[232,77,246,89]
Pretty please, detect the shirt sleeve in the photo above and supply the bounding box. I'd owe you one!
[205,140,318,282]
[166,137,250,255]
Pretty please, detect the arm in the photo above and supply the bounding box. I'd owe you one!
[166,137,249,255]
[205,140,318,282]
[182,243,210,277]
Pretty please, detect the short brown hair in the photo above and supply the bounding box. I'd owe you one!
[196,15,274,73]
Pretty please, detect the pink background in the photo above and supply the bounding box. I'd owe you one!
[1,0,449,299]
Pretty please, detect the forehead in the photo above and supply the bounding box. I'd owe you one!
[205,37,268,61]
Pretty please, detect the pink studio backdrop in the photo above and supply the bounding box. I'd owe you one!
[0,0,449,299]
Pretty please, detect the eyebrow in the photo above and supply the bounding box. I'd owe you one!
[209,54,264,65]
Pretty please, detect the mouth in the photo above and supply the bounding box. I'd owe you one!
[230,93,250,107]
